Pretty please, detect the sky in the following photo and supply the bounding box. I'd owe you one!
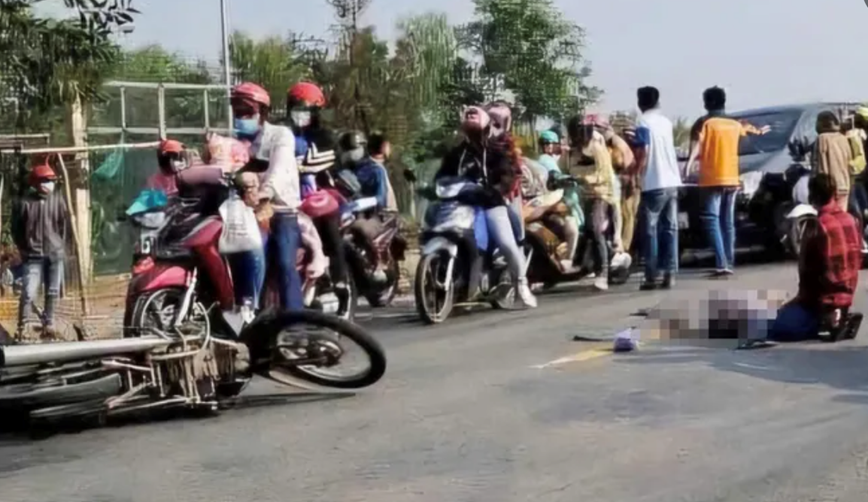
[37,0,868,120]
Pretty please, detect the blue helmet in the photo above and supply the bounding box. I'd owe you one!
[539,130,559,144]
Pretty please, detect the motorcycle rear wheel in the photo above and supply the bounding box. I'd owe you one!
[365,257,400,308]
[263,310,387,389]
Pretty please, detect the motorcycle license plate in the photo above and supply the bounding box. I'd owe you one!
[678,212,689,229]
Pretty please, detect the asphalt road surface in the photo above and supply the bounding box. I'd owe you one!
[4,261,868,502]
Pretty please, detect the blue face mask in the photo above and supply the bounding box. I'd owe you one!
[234,116,261,138]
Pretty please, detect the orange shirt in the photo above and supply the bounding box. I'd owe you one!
[692,116,755,187]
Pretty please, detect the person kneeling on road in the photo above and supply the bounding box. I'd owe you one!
[560,116,617,291]
[770,173,862,342]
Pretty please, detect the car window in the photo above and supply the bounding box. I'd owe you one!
[730,110,802,156]
[797,109,826,144]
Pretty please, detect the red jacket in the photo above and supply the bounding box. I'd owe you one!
[798,202,862,310]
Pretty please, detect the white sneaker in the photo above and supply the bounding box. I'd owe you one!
[559,260,580,273]
[516,279,538,308]
[594,275,609,291]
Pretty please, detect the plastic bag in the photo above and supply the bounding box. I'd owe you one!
[218,193,263,254]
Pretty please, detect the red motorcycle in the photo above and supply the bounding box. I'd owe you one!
[123,168,353,340]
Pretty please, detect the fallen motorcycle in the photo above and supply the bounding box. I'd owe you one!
[0,308,387,428]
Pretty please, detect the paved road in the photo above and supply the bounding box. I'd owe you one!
[3,262,868,502]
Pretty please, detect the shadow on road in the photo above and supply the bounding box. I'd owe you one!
[0,391,357,444]
[614,343,868,401]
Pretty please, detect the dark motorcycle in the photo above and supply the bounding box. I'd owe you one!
[524,175,631,289]
[333,169,407,308]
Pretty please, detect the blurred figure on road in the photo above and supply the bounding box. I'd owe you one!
[812,111,853,211]
[634,86,681,290]
[770,173,861,341]
[685,86,768,278]
[12,162,69,338]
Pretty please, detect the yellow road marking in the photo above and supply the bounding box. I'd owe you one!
[531,348,612,369]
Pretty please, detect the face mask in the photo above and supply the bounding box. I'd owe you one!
[40,181,55,194]
[290,110,312,129]
[170,159,188,172]
[234,116,261,138]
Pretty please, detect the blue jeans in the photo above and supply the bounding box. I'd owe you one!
[641,188,679,282]
[269,213,304,311]
[701,187,738,271]
[227,247,266,308]
[18,257,64,329]
[769,301,820,342]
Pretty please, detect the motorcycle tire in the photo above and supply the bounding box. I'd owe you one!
[365,258,400,308]
[414,252,454,324]
[608,266,631,286]
[787,214,814,260]
[264,310,387,389]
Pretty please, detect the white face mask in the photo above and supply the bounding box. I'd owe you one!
[291,110,312,128]
[170,159,188,172]
[40,181,55,194]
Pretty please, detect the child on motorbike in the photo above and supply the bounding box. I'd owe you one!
[147,139,187,196]
[560,116,617,291]
[435,105,537,308]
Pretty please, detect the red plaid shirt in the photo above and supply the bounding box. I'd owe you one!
[798,202,862,310]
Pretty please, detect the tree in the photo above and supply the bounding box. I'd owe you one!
[0,0,137,133]
[673,117,692,149]
[230,31,311,111]
[459,0,600,122]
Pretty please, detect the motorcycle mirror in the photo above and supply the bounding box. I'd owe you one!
[403,168,417,183]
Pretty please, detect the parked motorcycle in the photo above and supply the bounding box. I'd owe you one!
[783,140,868,263]
[0,308,386,428]
[413,177,519,324]
[523,175,631,288]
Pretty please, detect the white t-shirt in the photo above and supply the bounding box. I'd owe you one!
[251,122,301,212]
[635,109,682,192]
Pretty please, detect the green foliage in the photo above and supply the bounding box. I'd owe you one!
[230,32,311,110]
[459,0,600,121]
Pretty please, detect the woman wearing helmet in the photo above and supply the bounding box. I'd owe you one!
[536,130,583,272]
[147,139,188,196]
[286,82,351,303]
[435,105,537,308]
[231,81,310,312]
[561,116,617,291]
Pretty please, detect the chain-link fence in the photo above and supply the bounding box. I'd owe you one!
[0,143,162,341]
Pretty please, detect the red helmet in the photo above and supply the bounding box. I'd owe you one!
[287,82,326,107]
[29,163,56,185]
[158,139,184,155]
[232,82,271,108]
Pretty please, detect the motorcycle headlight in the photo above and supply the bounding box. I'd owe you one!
[739,171,764,199]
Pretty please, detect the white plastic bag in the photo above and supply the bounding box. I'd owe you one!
[218,193,263,254]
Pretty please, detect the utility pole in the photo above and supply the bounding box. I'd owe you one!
[220,0,234,135]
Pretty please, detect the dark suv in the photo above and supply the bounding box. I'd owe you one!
[677,102,858,255]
